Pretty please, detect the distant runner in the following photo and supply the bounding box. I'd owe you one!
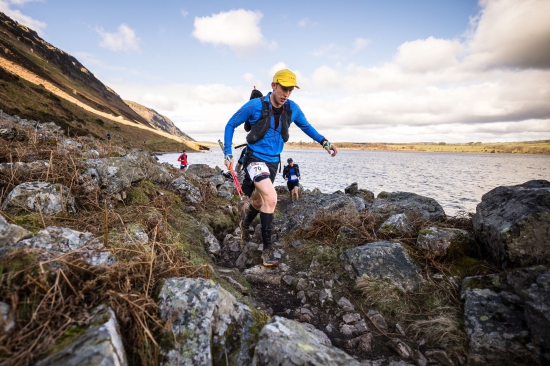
[283,158,301,202]
[177,150,188,170]
[106,131,111,141]
[223,69,338,267]
[235,145,249,175]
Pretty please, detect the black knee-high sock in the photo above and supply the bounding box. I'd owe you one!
[244,206,259,226]
[260,211,274,249]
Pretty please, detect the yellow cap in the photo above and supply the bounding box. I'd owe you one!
[273,69,300,89]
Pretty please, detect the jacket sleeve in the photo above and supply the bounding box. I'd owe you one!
[282,166,288,179]
[295,165,300,177]
[223,99,262,155]
[290,102,325,144]
[177,154,182,162]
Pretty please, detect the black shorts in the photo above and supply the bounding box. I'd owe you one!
[287,181,300,191]
[242,153,278,197]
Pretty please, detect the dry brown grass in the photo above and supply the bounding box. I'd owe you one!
[0,133,213,365]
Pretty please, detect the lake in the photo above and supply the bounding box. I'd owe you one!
[158,148,550,216]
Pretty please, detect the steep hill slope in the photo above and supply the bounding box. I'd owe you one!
[0,11,203,151]
[124,100,195,141]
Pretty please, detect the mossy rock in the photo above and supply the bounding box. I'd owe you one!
[12,214,42,235]
[377,191,389,199]
[126,187,149,204]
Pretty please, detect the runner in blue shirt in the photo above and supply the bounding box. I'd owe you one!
[223,69,338,266]
[282,158,301,202]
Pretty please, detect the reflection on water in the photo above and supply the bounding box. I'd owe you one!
[157,148,550,216]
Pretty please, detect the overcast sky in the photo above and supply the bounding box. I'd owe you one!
[1,0,549,143]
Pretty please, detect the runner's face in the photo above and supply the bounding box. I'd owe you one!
[271,83,294,107]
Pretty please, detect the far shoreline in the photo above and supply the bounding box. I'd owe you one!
[154,139,550,156]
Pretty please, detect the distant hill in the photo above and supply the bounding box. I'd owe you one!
[124,100,195,141]
[0,11,203,151]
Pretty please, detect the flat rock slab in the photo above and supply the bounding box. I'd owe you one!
[340,241,423,292]
[251,316,360,366]
[368,191,446,221]
[473,180,550,267]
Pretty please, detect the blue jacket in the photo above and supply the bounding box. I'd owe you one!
[224,93,325,163]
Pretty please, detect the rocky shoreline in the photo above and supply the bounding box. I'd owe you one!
[1,113,549,366]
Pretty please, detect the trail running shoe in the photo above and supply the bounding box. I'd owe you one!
[262,247,279,267]
[239,220,251,242]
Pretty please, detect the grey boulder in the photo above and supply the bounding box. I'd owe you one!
[340,241,423,292]
[473,180,550,267]
[377,213,415,238]
[2,181,76,215]
[461,265,550,365]
[0,215,32,247]
[14,226,116,266]
[35,305,127,366]
[369,191,446,221]
[251,316,360,366]
[169,176,202,204]
[416,226,474,258]
[157,277,255,366]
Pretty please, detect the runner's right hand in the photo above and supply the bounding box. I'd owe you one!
[224,154,233,169]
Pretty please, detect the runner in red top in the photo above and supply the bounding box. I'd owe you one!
[177,150,188,171]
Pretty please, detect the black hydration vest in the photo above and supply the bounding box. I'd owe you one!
[245,99,291,144]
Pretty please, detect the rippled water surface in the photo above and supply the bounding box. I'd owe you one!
[158,149,550,216]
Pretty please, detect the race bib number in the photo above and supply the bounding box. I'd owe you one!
[247,162,271,181]
[290,175,298,181]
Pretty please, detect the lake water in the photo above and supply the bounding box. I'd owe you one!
[158,148,550,216]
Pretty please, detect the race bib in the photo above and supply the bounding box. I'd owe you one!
[247,162,271,181]
[290,175,298,181]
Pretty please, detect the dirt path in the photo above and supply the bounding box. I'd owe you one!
[0,56,201,149]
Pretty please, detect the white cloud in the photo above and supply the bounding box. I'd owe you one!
[104,0,550,143]
[192,9,268,53]
[181,9,188,17]
[312,43,346,59]
[0,0,46,34]
[353,37,371,52]
[242,73,263,89]
[298,17,317,28]
[394,37,463,72]
[96,24,141,53]
[466,0,550,69]
[269,62,287,77]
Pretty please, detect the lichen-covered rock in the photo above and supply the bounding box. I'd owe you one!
[251,316,360,366]
[472,180,550,267]
[0,126,27,141]
[368,192,446,221]
[157,277,255,366]
[14,226,116,266]
[0,160,50,175]
[377,213,415,238]
[169,176,202,203]
[187,164,220,178]
[59,138,82,151]
[416,226,474,258]
[2,181,76,215]
[35,305,127,366]
[0,214,32,247]
[125,150,173,183]
[276,192,362,235]
[340,241,423,292]
[461,266,550,365]
[202,226,221,256]
[85,157,146,194]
